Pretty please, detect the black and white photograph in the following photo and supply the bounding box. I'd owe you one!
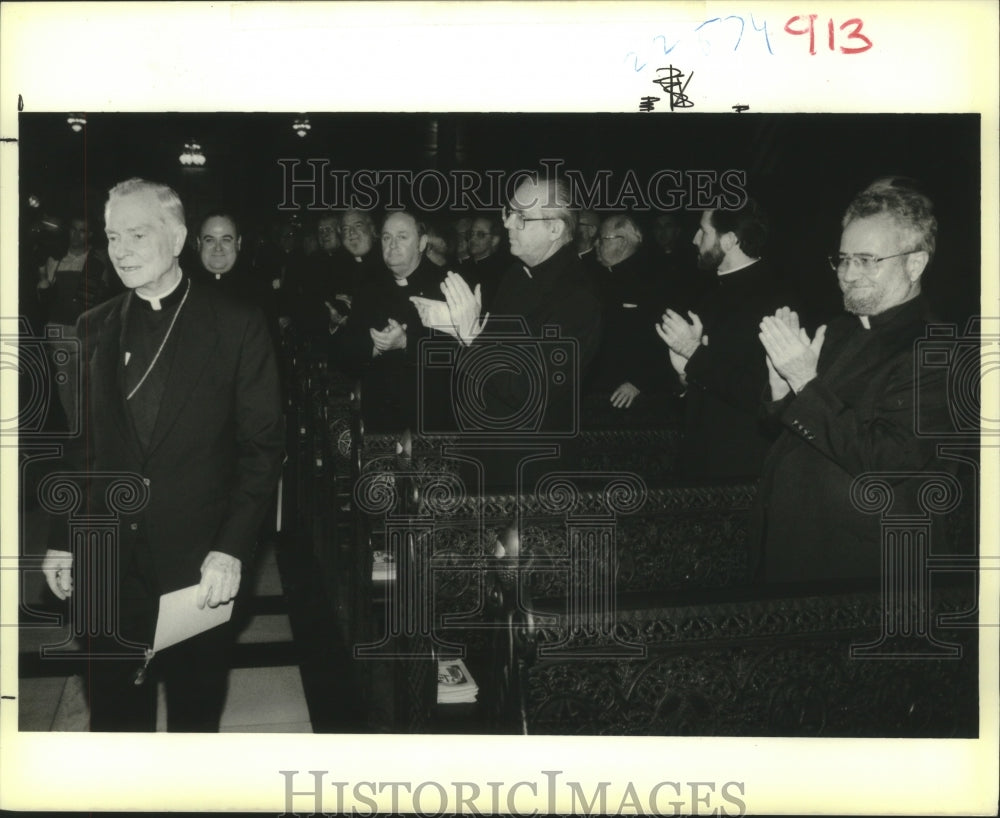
[1,3,997,816]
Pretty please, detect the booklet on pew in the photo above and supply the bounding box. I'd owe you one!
[437,658,479,704]
[372,549,396,582]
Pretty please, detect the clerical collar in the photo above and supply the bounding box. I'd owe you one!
[717,257,759,277]
[856,294,923,331]
[134,271,185,311]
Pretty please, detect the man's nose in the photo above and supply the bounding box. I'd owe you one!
[692,230,701,246]
[839,258,861,281]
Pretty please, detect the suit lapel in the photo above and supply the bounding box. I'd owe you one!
[145,283,218,458]
[92,293,144,462]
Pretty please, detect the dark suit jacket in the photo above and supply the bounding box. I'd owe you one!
[54,279,284,598]
[587,247,673,395]
[331,257,448,431]
[755,296,950,582]
[680,259,787,478]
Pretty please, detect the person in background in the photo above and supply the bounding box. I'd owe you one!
[587,214,672,409]
[37,213,118,424]
[656,199,787,478]
[330,210,447,430]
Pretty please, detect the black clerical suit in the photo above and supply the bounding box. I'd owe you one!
[587,248,673,397]
[460,250,511,314]
[332,256,448,432]
[679,259,787,479]
[433,243,602,489]
[755,296,950,583]
[54,274,284,730]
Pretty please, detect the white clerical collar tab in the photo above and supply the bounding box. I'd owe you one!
[523,265,532,279]
[135,273,183,311]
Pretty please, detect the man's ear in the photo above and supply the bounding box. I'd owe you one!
[905,250,929,282]
[418,234,428,254]
[172,224,188,256]
[236,236,243,253]
[719,231,738,254]
[489,234,500,252]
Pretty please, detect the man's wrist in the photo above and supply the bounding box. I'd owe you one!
[789,374,816,394]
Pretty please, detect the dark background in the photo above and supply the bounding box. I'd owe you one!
[18,112,980,327]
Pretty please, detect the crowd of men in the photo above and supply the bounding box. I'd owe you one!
[32,170,957,730]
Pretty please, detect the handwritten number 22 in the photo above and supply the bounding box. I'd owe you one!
[784,15,872,55]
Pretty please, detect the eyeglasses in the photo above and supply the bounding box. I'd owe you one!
[342,223,370,237]
[596,235,623,243]
[828,250,917,273]
[469,230,491,239]
[502,204,559,230]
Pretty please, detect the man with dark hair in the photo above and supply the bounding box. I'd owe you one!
[649,210,703,311]
[331,210,447,430]
[37,213,117,424]
[755,185,948,582]
[41,178,284,731]
[293,212,355,345]
[460,213,509,313]
[656,199,786,477]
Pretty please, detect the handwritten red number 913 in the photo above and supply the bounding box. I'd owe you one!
[784,15,872,55]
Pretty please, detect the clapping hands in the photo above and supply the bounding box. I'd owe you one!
[370,318,408,355]
[411,271,488,346]
[758,307,826,397]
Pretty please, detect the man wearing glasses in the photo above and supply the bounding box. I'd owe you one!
[587,214,672,409]
[411,174,602,447]
[754,185,948,582]
[460,213,509,313]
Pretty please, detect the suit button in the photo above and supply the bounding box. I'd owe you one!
[129,523,138,531]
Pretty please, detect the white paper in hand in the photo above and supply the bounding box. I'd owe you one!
[152,584,234,652]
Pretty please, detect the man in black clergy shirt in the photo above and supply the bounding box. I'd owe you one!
[656,199,787,479]
[193,211,272,317]
[331,209,447,431]
[587,213,674,409]
[411,175,602,487]
[41,178,284,731]
[459,213,510,314]
[755,185,950,582]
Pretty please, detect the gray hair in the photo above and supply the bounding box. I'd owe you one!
[843,186,937,258]
[105,178,185,230]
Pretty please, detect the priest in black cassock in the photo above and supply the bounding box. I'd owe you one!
[330,210,448,432]
[42,178,284,732]
[755,185,950,582]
